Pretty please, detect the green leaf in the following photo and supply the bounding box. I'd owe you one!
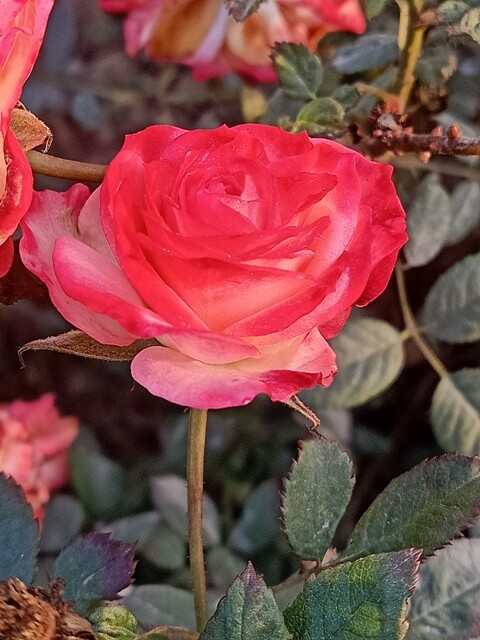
[89,604,138,640]
[366,0,391,19]
[344,455,480,557]
[207,546,246,590]
[284,550,419,640]
[283,437,354,560]
[224,0,268,20]
[330,85,361,111]
[138,629,198,640]
[296,97,345,130]
[151,475,220,548]
[139,522,186,570]
[100,511,161,545]
[404,174,452,267]
[40,494,85,554]
[431,369,480,454]
[300,317,404,409]
[229,480,280,556]
[438,0,472,21]
[447,182,480,245]
[272,43,323,100]
[415,48,458,87]
[0,473,38,583]
[407,538,480,639]
[201,563,290,640]
[274,581,304,612]
[423,253,480,343]
[53,532,136,613]
[333,34,398,73]
[69,442,145,520]
[122,585,196,629]
[455,7,480,43]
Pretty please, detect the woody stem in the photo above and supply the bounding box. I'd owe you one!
[27,150,106,182]
[187,408,209,632]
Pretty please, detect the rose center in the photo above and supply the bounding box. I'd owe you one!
[205,173,244,197]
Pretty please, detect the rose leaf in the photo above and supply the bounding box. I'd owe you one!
[333,33,398,73]
[284,550,419,640]
[423,252,480,343]
[0,473,39,584]
[343,455,480,558]
[407,538,480,640]
[283,436,354,560]
[121,585,196,630]
[300,317,404,410]
[447,182,480,245]
[272,43,323,101]
[404,174,452,267]
[53,532,136,613]
[431,369,480,454]
[201,563,290,640]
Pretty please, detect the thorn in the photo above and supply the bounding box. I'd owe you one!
[431,126,443,136]
[420,151,432,164]
[447,123,461,139]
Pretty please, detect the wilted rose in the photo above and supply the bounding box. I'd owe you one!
[21,124,406,409]
[100,0,366,82]
[0,393,78,522]
[0,0,54,276]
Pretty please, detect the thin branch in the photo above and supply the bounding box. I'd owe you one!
[27,150,106,183]
[367,112,480,157]
[395,263,448,379]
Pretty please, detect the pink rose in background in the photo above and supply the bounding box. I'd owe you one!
[0,0,54,277]
[100,0,366,82]
[0,393,78,523]
[21,124,406,410]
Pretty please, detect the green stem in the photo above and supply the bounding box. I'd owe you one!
[27,149,106,183]
[187,408,209,632]
[394,0,426,111]
[395,263,448,378]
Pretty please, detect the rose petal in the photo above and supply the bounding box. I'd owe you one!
[20,186,138,345]
[131,328,336,409]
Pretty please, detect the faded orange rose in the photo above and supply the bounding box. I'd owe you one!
[0,393,78,523]
[100,0,366,81]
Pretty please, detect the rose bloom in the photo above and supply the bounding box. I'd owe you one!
[0,393,78,523]
[21,124,406,410]
[100,0,366,82]
[0,0,54,276]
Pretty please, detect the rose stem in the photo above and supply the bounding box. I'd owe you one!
[187,408,209,631]
[395,262,448,378]
[27,150,106,183]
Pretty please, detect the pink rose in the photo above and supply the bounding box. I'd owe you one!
[0,0,54,276]
[0,393,78,523]
[99,0,366,82]
[20,124,406,409]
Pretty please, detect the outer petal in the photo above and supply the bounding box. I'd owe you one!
[20,185,138,345]
[131,328,336,409]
